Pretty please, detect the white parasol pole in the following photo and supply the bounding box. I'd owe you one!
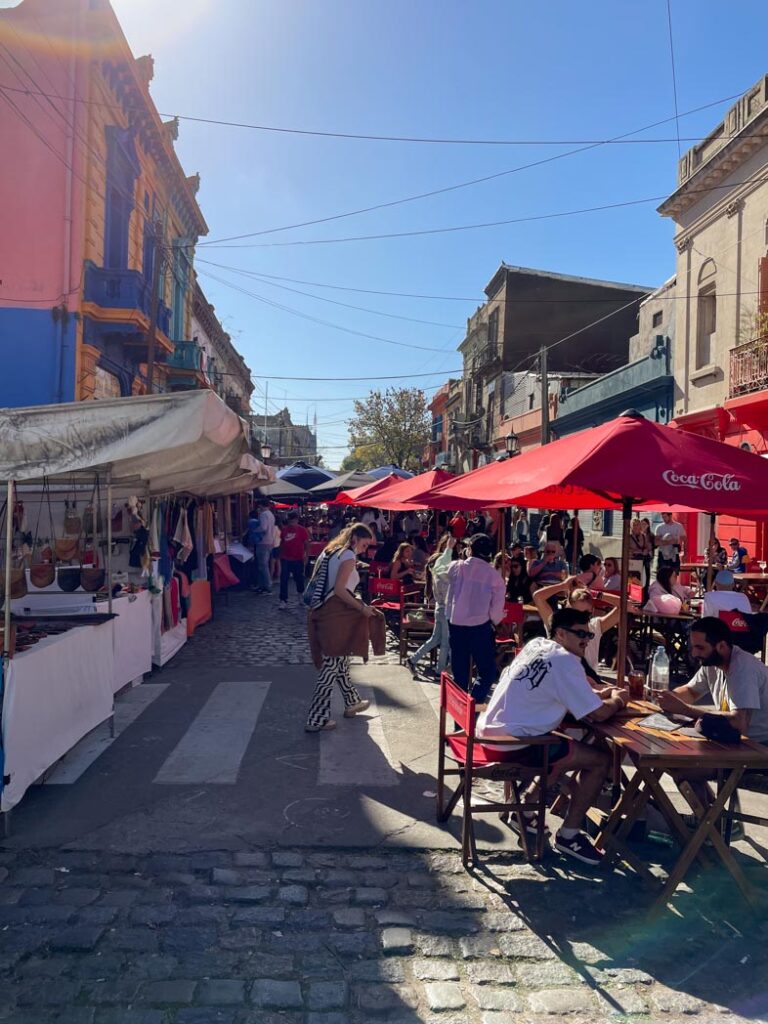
[3,480,13,667]
[106,469,113,615]
[706,513,716,592]
[616,498,632,690]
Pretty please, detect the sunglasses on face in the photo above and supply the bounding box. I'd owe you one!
[561,627,595,640]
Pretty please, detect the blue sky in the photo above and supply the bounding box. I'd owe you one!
[105,0,768,465]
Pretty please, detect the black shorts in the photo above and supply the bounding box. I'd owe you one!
[494,737,572,767]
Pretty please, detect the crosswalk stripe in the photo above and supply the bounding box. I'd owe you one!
[153,681,270,785]
[318,684,400,787]
[46,683,169,785]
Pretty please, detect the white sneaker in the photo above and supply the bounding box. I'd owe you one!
[343,699,371,717]
[278,601,288,611]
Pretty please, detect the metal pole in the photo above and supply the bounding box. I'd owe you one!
[540,345,550,446]
[615,498,633,691]
[145,221,163,395]
[106,469,113,615]
[3,480,13,670]
[570,510,580,573]
[706,513,716,593]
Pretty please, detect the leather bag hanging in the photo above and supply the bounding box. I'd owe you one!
[29,477,56,588]
[57,565,81,592]
[0,495,28,602]
[55,536,81,563]
[63,476,82,535]
[80,474,105,592]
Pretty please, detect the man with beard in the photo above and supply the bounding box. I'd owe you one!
[659,617,768,812]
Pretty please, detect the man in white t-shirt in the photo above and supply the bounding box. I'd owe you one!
[655,511,686,572]
[659,616,768,812]
[478,607,629,866]
[702,570,751,620]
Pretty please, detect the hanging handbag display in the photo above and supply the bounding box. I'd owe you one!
[64,499,82,535]
[81,473,105,592]
[0,567,28,602]
[57,565,82,592]
[83,503,103,537]
[0,493,28,602]
[55,537,81,563]
[29,477,56,588]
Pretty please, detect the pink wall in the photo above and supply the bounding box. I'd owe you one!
[0,0,88,310]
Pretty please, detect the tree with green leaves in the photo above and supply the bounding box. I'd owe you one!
[347,387,431,473]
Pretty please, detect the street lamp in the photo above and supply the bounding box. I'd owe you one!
[504,430,520,457]
[261,441,272,460]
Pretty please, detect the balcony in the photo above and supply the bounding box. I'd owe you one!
[83,262,172,337]
[730,337,768,398]
[165,341,210,391]
[472,343,501,375]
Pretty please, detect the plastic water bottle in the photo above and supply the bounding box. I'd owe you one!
[647,646,670,701]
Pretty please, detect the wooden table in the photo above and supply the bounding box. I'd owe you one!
[591,704,768,914]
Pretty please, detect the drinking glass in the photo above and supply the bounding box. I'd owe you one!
[759,561,767,574]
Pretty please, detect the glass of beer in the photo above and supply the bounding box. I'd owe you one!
[628,671,645,701]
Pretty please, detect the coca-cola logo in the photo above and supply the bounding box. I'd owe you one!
[662,470,741,492]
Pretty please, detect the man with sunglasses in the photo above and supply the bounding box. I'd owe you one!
[478,607,629,866]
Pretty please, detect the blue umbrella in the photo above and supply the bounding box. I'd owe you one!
[276,461,335,490]
[368,465,414,480]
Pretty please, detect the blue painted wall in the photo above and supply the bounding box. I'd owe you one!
[553,338,674,437]
[0,308,77,408]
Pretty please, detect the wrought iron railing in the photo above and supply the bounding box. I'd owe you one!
[730,337,768,397]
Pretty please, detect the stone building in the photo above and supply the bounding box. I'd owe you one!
[451,264,649,469]
[658,73,768,558]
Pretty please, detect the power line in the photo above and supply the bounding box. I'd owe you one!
[197,269,459,354]
[0,80,743,148]
[250,370,462,382]
[187,261,763,306]
[665,0,683,161]
[200,169,768,249]
[194,259,462,328]
[196,92,744,246]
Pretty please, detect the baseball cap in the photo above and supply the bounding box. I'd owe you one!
[715,570,734,586]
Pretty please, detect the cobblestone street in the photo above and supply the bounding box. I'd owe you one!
[2,592,768,1023]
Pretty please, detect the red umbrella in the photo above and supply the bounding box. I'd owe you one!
[355,469,456,510]
[430,413,768,516]
[429,413,768,685]
[335,473,403,506]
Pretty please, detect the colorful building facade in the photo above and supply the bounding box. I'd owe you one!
[0,0,207,406]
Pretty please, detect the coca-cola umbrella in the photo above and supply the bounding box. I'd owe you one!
[429,411,768,684]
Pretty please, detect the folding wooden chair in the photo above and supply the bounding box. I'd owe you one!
[436,672,562,868]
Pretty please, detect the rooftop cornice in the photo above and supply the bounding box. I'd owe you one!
[659,75,768,220]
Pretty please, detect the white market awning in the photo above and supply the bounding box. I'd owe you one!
[0,391,274,495]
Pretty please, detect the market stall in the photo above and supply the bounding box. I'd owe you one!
[0,391,273,816]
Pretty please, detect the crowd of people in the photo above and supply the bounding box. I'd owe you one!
[241,498,768,866]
